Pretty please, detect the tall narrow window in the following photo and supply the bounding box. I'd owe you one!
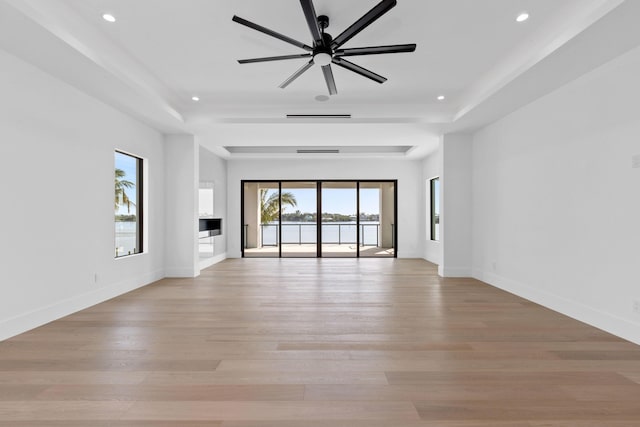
[430,177,440,241]
[115,151,143,257]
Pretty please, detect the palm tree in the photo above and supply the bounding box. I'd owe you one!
[260,189,297,223]
[115,168,135,212]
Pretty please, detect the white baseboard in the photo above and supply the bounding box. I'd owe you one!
[0,269,164,342]
[441,267,472,278]
[199,252,227,270]
[165,267,199,278]
[473,268,640,346]
[422,255,441,266]
[397,251,422,259]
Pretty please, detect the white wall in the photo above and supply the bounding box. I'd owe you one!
[0,49,165,340]
[226,158,424,258]
[472,45,640,344]
[422,144,442,265]
[198,145,228,266]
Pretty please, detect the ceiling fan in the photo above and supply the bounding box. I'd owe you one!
[232,0,416,95]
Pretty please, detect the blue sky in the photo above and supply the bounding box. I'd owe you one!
[115,152,137,215]
[274,187,380,215]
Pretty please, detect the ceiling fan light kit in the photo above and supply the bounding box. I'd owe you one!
[233,0,416,95]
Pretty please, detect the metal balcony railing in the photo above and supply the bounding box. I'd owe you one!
[245,223,381,248]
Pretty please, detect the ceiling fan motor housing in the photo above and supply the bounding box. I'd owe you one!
[313,31,333,65]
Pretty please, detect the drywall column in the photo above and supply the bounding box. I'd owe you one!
[380,182,395,248]
[243,183,259,249]
[423,142,443,265]
[440,133,472,277]
[164,134,199,277]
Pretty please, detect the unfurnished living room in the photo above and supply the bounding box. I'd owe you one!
[1,0,640,425]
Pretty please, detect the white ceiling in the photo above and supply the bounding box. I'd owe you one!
[1,0,639,158]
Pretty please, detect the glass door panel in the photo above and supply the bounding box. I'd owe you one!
[359,181,395,257]
[243,182,280,258]
[281,182,317,258]
[321,182,357,257]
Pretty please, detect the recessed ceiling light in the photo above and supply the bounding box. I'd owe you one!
[315,95,330,102]
[437,95,445,101]
[516,12,529,22]
[102,13,116,23]
[191,96,200,102]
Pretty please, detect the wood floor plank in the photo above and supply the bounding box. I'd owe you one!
[35,384,304,401]
[0,421,222,427]
[0,359,220,371]
[142,370,389,385]
[277,342,472,351]
[385,371,636,385]
[559,384,640,401]
[619,371,640,384]
[0,402,132,420]
[219,422,530,427]
[304,384,570,401]
[122,401,420,421]
[0,385,48,400]
[0,258,639,424]
[0,372,148,385]
[413,400,640,422]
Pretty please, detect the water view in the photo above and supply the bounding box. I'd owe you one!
[115,221,137,257]
[260,221,381,246]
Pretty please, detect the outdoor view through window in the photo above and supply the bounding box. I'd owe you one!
[431,177,440,241]
[243,181,395,258]
[115,151,142,257]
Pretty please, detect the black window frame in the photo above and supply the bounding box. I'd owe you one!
[430,177,440,242]
[115,151,144,258]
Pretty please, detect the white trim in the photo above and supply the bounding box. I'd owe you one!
[423,254,440,265]
[199,252,227,270]
[441,267,472,278]
[473,269,640,346]
[0,269,164,342]
[165,267,200,278]
[397,251,421,259]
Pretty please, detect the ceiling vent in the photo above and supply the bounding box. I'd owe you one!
[286,114,351,119]
[297,149,340,154]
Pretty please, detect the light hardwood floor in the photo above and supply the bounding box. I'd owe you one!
[1,258,639,426]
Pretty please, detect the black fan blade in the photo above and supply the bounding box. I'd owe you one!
[238,53,312,64]
[321,65,337,95]
[331,0,397,49]
[279,59,315,88]
[233,15,313,51]
[300,0,324,47]
[334,43,416,57]
[332,57,387,84]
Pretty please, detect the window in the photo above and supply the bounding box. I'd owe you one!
[430,177,440,241]
[115,151,143,257]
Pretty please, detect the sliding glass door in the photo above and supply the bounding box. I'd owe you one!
[359,182,395,257]
[281,182,317,258]
[243,182,280,258]
[241,180,397,258]
[321,182,358,258]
